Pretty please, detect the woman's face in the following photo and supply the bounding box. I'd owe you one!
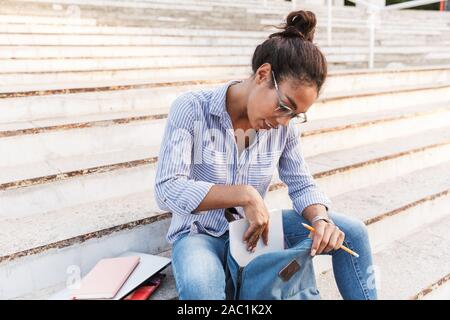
[246,69,318,131]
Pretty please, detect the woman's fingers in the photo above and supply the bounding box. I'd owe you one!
[334,230,345,251]
[243,224,264,251]
[314,224,346,254]
[248,228,264,251]
[312,222,346,255]
[262,223,269,246]
[311,222,325,256]
[243,224,257,243]
[325,228,340,253]
[317,224,333,254]
[244,221,269,252]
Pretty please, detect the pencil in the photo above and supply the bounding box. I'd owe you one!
[301,223,360,258]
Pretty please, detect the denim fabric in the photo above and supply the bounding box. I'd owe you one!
[171,209,378,300]
[225,236,320,300]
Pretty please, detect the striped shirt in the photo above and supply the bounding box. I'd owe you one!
[154,80,332,244]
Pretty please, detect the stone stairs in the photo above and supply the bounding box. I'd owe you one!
[0,0,449,300]
[1,0,450,77]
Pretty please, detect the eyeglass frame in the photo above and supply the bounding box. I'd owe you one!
[271,70,308,123]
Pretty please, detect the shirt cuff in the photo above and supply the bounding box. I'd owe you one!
[164,180,215,216]
[293,192,332,217]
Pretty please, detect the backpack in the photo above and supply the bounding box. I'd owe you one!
[224,207,321,300]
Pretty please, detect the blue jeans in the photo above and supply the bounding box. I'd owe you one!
[171,209,378,300]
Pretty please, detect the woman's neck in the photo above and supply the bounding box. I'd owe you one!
[225,79,251,126]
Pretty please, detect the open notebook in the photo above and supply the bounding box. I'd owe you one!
[228,209,285,267]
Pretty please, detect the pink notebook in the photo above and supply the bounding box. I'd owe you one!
[71,256,140,300]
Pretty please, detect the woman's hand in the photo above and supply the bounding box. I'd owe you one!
[310,220,345,256]
[242,186,270,252]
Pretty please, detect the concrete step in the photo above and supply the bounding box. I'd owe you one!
[4,52,450,74]
[3,159,449,299]
[0,24,269,37]
[381,9,450,21]
[1,58,449,87]
[39,0,217,12]
[0,55,256,73]
[1,32,447,49]
[0,65,253,86]
[326,53,450,65]
[3,44,450,60]
[1,124,449,219]
[3,22,446,37]
[377,39,450,47]
[0,64,448,97]
[308,83,450,120]
[3,0,328,12]
[0,37,448,63]
[107,17,450,34]
[252,4,450,18]
[0,73,240,94]
[323,66,450,96]
[0,14,97,26]
[0,0,359,11]
[6,0,450,26]
[2,46,450,70]
[1,15,448,36]
[136,19,450,35]
[254,1,450,20]
[0,37,449,82]
[418,277,450,300]
[0,45,257,59]
[1,24,449,45]
[6,0,450,23]
[317,215,450,300]
[1,100,449,172]
[2,31,449,48]
[255,12,450,28]
[0,77,450,119]
[0,2,365,27]
[0,33,270,46]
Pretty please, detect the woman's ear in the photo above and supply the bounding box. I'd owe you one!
[255,63,272,86]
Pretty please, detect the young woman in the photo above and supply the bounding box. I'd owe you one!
[154,10,378,300]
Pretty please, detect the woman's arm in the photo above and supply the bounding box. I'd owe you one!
[193,184,252,212]
[154,94,215,216]
[278,124,344,255]
[277,123,332,219]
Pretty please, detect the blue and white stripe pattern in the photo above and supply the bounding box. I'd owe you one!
[154,80,332,243]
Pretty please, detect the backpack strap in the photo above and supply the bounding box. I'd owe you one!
[224,207,239,223]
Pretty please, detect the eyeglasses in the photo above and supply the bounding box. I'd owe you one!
[272,70,307,124]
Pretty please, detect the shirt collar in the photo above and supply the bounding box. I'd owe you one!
[209,79,243,117]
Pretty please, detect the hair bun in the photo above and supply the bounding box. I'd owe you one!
[269,10,316,42]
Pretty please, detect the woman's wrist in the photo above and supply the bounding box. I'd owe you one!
[302,204,330,225]
[311,215,334,226]
[239,185,257,208]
